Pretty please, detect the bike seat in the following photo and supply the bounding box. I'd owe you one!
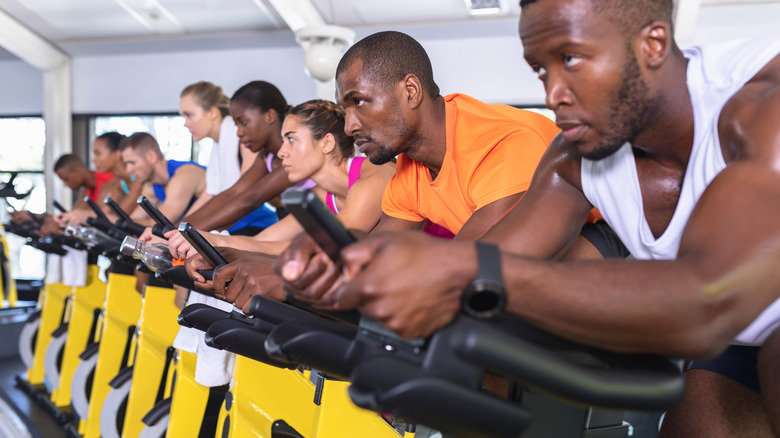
[203,316,292,368]
[177,303,231,331]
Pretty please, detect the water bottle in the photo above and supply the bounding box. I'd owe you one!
[65,222,112,247]
[120,236,173,272]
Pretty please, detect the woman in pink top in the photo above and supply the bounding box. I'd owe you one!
[169,99,395,260]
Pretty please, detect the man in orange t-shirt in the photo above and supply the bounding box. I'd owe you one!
[381,93,558,237]
[333,32,560,241]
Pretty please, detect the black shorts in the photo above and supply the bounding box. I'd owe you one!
[688,345,761,393]
[580,221,631,259]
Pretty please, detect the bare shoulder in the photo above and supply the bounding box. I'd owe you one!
[310,185,328,200]
[533,133,584,192]
[179,163,206,177]
[140,183,158,203]
[171,163,206,187]
[719,53,780,162]
[357,158,395,183]
[97,177,123,201]
[100,176,121,192]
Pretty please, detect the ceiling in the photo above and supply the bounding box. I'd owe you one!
[0,0,778,61]
[0,0,521,60]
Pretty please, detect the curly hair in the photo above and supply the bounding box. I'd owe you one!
[336,31,440,98]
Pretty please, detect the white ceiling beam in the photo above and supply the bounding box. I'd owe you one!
[0,9,72,212]
[674,0,702,45]
[0,8,68,70]
[265,0,325,32]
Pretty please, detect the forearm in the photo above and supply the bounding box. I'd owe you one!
[501,255,734,359]
[218,236,289,255]
[183,161,289,230]
[183,189,262,231]
[184,193,213,218]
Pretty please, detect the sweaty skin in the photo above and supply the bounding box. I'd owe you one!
[329,0,780,364]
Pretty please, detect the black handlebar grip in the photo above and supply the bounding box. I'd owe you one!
[83,196,110,221]
[52,200,68,213]
[104,196,146,236]
[137,196,176,236]
[281,188,356,265]
[178,222,227,267]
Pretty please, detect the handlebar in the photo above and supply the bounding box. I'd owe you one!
[104,196,145,236]
[137,196,175,237]
[451,316,684,410]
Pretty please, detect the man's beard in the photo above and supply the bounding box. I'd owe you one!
[367,100,420,165]
[369,143,397,165]
[583,48,661,161]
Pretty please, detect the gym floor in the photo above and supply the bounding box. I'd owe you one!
[0,306,67,438]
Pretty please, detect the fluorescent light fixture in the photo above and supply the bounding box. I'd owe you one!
[115,0,183,34]
[464,0,508,16]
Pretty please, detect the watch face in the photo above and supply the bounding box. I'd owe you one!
[467,290,502,314]
[463,242,506,319]
[462,282,506,319]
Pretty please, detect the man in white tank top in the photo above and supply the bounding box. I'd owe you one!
[319,0,780,435]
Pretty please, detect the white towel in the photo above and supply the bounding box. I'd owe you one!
[61,248,87,287]
[45,253,62,284]
[193,331,236,387]
[173,291,236,387]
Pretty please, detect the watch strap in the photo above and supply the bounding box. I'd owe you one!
[474,241,502,286]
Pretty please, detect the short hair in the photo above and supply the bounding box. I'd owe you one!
[230,81,289,121]
[181,81,231,118]
[96,131,126,152]
[287,99,355,161]
[120,132,163,159]
[336,31,440,98]
[519,0,674,36]
[53,154,86,172]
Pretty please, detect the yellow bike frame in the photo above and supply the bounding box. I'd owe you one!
[0,224,18,307]
[78,267,142,437]
[27,281,71,386]
[216,355,406,438]
[50,263,107,408]
[121,281,180,437]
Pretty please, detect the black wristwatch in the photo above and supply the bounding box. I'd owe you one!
[461,241,506,319]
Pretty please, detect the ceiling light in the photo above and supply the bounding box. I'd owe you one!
[464,0,508,16]
[296,25,355,82]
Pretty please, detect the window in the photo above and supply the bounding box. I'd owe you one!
[0,117,47,280]
[90,114,210,165]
